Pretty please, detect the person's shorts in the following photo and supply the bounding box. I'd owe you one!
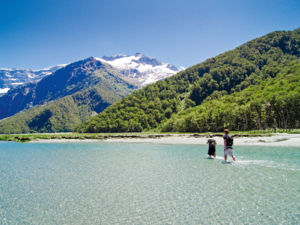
[224,147,234,157]
[208,147,216,155]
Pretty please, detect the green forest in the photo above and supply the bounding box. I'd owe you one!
[161,60,300,132]
[77,28,300,133]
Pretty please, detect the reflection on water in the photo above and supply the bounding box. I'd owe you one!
[0,142,299,224]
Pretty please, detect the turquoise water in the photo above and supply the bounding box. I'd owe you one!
[0,142,299,225]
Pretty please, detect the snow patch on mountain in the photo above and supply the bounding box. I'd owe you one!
[0,88,10,94]
[97,53,183,86]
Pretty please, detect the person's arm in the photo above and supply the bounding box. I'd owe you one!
[224,138,227,149]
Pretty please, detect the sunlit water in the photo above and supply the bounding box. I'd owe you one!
[0,142,299,225]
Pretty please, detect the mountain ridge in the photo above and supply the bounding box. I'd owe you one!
[0,53,181,94]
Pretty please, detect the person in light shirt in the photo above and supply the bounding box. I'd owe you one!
[223,129,236,162]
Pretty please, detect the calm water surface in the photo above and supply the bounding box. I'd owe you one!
[0,142,299,224]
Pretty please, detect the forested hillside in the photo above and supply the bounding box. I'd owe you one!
[161,60,300,132]
[0,83,132,133]
[77,28,300,133]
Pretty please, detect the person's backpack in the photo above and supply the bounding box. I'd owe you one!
[226,135,233,146]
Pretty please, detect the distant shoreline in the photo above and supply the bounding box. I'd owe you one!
[1,133,299,147]
[102,133,300,147]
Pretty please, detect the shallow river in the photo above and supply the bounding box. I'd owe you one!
[0,142,299,224]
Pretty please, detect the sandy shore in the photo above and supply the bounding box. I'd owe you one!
[31,133,300,147]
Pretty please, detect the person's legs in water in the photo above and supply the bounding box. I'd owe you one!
[228,148,236,161]
[232,154,236,161]
[224,149,228,161]
[208,146,215,158]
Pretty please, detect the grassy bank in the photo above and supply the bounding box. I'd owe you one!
[0,129,299,142]
[0,133,175,142]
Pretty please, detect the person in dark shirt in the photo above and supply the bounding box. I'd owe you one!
[207,135,216,158]
[223,129,236,162]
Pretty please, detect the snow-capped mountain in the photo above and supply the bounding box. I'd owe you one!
[0,53,181,95]
[0,65,66,94]
[97,53,183,86]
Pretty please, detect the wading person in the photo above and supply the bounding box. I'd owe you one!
[207,135,216,158]
[223,129,236,162]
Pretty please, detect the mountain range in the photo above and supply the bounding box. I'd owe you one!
[0,65,65,95]
[0,54,181,133]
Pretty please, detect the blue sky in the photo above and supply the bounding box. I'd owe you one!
[0,0,299,69]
